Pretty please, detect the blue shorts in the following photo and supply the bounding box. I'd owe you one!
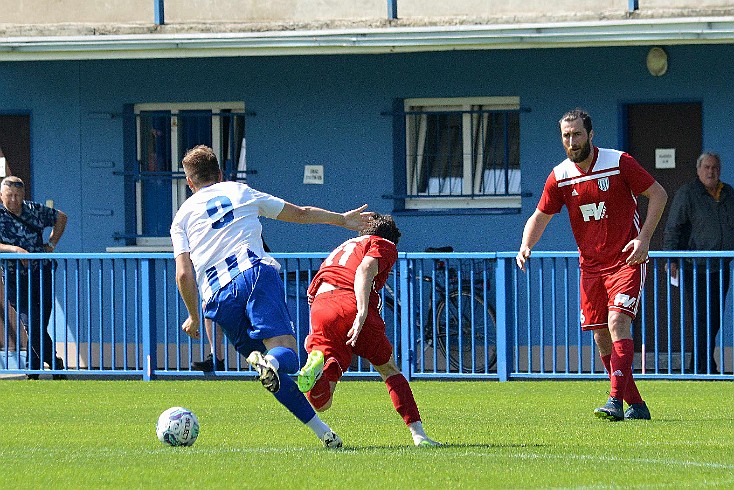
[204,263,295,356]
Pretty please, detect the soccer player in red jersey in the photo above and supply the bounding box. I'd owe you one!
[297,214,440,446]
[516,109,668,421]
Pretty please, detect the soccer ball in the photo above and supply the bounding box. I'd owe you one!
[156,407,200,447]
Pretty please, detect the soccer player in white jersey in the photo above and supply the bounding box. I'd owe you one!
[516,109,668,421]
[171,145,371,448]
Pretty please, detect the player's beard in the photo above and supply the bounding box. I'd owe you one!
[566,140,592,163]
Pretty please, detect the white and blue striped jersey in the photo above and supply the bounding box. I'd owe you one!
[170,181,285,301]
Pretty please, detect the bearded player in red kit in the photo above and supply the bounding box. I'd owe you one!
[516,109,668,421]
[297,213,440,446]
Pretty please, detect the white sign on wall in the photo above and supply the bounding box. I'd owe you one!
[655,148,676,169]
[303,165,324,184]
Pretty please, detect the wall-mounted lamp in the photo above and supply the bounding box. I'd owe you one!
[646,47,668,77]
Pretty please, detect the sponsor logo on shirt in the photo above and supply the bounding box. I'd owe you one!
[579,201,606,221]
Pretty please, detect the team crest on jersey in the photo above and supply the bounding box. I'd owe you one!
[597,177,609,191]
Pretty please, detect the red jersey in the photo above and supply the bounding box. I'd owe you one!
[307,235,398,305]
[537,147,655,274]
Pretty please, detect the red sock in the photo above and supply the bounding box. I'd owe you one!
[601,352,643,405]
[600,353,612,378]
[306,358,341,410]
[385,374,421,425]
[609,339,634,400]
[624,377,644,405]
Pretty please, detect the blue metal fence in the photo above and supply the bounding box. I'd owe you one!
[1,251,732,380]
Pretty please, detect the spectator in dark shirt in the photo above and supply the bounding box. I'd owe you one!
[0,176,68,379]
[664,152,734,373]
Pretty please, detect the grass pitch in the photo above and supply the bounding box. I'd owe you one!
[1,378,732,489]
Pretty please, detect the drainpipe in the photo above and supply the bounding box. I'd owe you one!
[154,0,165,26]
[388,0,397,20]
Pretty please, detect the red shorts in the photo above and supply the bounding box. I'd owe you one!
[579,262,646,331]
[305,289,393,376]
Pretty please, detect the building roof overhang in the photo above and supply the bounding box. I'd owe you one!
[2,16,734,61]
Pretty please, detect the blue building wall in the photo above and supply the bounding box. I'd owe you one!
[2,44,734,253]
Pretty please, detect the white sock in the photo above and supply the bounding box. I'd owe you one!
[409,421,427,444]
[264,354,279,371]
[306,414,331,439]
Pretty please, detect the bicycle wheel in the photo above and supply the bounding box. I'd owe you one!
[433,290,497,373]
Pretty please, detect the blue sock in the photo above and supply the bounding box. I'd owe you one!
[273,373,317,424]
[266,346,316,424]
[266,346,299,374]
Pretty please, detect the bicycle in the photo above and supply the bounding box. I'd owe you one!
[382,247,497,373]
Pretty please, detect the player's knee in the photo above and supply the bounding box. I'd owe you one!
[374,356,401,380]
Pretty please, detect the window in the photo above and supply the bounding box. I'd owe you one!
[130,102,246,247]
[402,97,521,211]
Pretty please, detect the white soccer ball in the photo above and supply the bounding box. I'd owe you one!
[156,407,200,447]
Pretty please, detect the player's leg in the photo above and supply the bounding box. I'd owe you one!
[357,307,441,447]
[581,271,624,420]
[592,328,622,421]
[297,349,325,393]
[609,264,649,419]
[249,333,339,447]
[305,356,343,411]
[596,264,649,420]
[356,310,440,445]
[237,264,342,447]
[597,312,649,419]
[300,289,354,411]
[372,356,440,447]
[597,345,645,411]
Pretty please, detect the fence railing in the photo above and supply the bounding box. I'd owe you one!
[1,251,732,380]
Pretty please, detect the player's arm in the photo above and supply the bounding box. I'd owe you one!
[175,252,201,340]
[516,209,553,272]
[275,202,371,231]
[622,181,668,265]
[346,255,379,347]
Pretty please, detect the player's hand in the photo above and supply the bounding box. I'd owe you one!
[342,204,372,231]
[516,246,531,272]
[181,317,201,340]
[623,238,649,266]
[346,315,366,347]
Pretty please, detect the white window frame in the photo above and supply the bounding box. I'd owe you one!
[132,102,245,248]
[404,96,521,210]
